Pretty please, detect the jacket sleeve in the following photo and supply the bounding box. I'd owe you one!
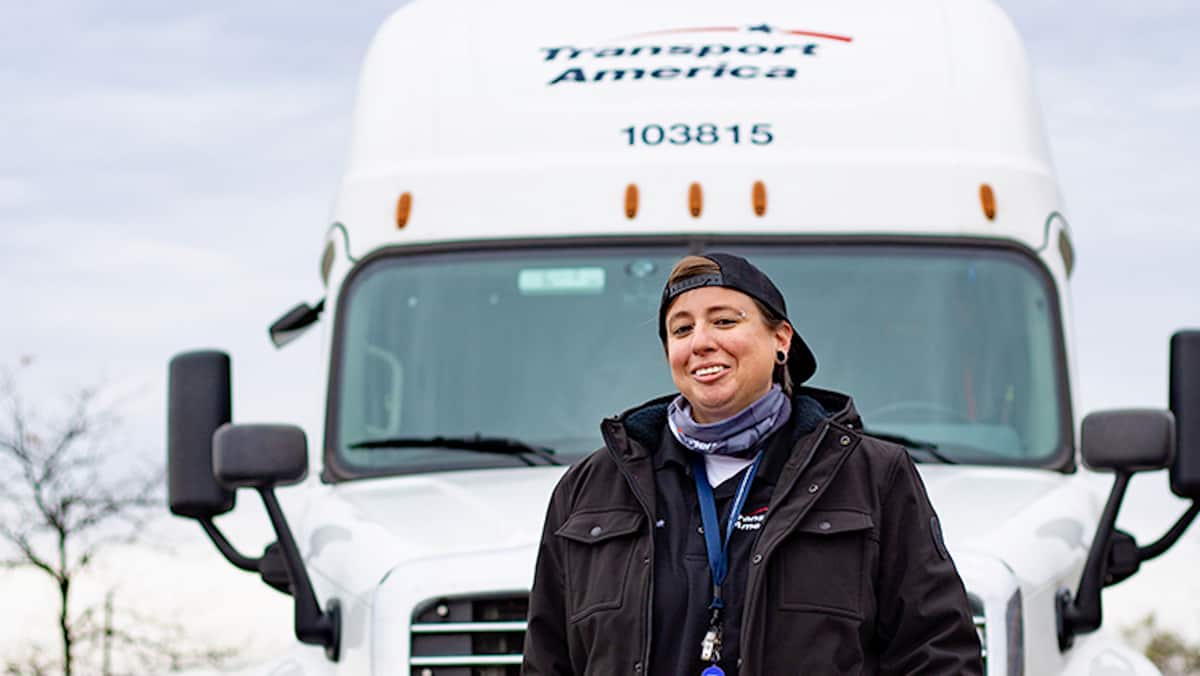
[522,475,574,676]
[875,450,984,675]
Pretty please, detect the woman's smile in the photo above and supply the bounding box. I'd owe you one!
[691,363,730,381]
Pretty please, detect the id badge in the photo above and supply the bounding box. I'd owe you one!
[700,627,720,662]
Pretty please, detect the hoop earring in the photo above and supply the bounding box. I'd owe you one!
[775,350,787,365]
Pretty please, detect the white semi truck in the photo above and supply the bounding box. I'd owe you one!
[165,0,1200,673]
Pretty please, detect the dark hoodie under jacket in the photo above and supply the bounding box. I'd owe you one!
[522,387,983,675]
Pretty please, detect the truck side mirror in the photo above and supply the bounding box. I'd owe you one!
[1170,330,1200,498]
[1061,408,1176,648]
[165,352,317,627]
[167,351,235,518]
[213,424,308,489]
[211,422,341,660]
[1061,403,1198,651]
[1081,409,1175,473]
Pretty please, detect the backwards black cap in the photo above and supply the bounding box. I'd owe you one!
[657,252,818,384]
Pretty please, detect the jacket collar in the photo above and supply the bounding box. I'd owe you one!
[601,386,860,470]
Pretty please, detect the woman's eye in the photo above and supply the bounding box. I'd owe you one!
[714,317,739,326]
[671,324,693,337]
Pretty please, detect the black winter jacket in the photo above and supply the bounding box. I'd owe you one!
[523,387,983,675]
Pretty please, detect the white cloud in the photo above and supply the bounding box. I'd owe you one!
[8,83,341,159]
[0,177,38,207]
[1150,86,1200,112]
[81,13,229,55]
[4,225,238,271]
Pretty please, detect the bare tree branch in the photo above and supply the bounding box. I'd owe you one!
[0,522,58,579]
[0,359,235,675]
[2,643,54,676]
[63,588,243,675]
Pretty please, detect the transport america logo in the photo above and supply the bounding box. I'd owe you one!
[541,24,854,86]
[735,505,770,531]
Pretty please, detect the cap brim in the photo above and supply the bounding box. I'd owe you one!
[788,334,818,384]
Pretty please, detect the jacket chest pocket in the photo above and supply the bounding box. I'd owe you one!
[775,509,875,620]
[555,508,645,623]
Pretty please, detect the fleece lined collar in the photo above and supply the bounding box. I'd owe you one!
[605,386,857,464]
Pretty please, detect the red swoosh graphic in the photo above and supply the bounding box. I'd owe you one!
[785,29,853,42]
[621,26,853,43]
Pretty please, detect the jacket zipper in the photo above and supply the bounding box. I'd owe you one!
[602,425,656,674]
[739,422,829,674]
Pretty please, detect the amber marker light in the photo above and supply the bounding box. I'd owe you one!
[625,184,639,219]
[979,184,997,221]
[1059,230,1076,276]
[689,182,703,218]
[320,241,335,286]
[395,191,413,229]
[752,181,767,217]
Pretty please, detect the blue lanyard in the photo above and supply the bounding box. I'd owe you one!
[690,452,764,611]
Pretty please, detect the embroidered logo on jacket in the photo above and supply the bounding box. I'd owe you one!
[735,505,769,531]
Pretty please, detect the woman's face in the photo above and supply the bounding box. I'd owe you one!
[664,286,793,423]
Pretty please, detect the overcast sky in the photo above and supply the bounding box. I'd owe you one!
[2,0,1198,664]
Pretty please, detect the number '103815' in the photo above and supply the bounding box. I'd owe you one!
[621,123,774,146]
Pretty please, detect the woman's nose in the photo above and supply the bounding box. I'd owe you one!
[690,322,717,352]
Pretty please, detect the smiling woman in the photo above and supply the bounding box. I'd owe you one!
[523,252,984,675]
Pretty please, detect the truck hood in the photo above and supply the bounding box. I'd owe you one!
[302,466,569,600]
[305,461,1094,601]
[919,464,1071,548]
[917,464,1096,590]
[329,465,567,556]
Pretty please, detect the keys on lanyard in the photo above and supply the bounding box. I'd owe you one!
[691,453,764,673]
[700,607,723,662]
[700,610,728,675]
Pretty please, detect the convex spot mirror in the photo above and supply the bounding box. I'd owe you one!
[1081,409,1175,473]
[213,423,308,489]
[269,299,324,349]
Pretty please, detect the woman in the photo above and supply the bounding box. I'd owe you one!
[523,253,983,675]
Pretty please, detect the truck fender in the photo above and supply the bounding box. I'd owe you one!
[1059,631,1162,676]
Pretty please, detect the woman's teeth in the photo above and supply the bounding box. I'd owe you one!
[694,366,725,376]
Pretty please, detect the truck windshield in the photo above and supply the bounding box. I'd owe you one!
[328,242,1068,478]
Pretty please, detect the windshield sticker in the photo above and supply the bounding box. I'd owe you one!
[541,24,853,86]
[518,267,607,295]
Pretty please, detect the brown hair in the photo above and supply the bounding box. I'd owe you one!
[664,256,794,394]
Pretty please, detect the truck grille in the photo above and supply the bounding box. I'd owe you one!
[409,591,990,673]
[410,593,528,676]
[969,593,988,669]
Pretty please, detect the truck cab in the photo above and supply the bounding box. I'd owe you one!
[166,0,1200,673]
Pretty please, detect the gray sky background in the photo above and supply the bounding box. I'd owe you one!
[2,0,1198,663]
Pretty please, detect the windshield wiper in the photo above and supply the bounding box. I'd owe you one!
[347,435,563,466]
[860,429,958,465]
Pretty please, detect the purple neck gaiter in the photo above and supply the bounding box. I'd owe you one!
[667,384,792,458]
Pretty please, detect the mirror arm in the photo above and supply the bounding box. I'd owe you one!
[198,517,262,572]
[257,486,341,661]
[1058,470,1131,650]
[1138,500,1200,562]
